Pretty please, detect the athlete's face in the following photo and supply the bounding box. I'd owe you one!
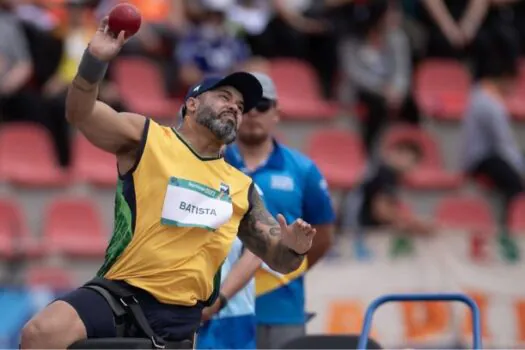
[237,98,278,146]
[194,86,244,145]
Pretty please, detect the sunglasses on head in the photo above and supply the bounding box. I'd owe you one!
[254,98,275,113]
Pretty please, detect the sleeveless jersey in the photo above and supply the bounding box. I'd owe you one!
[97,119,253,306]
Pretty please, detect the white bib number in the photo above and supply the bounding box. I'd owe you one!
[161,177,233,231]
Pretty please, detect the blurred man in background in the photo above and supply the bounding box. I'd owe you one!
[341,140,434,236]
[0,0,35,122]
[224,73,335,349]
[176,0,253,88]
[462,26,524,214]
[339,0,418,156]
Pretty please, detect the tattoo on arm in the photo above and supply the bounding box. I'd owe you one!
[238,186,304,274]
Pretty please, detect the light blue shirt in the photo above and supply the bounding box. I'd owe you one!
[214,237,255,319]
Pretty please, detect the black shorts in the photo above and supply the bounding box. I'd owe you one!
[57,281,203,341]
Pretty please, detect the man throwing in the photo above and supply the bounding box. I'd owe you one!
[20,17,316,350]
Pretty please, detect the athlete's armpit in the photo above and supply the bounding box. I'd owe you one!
[237,187,304,274]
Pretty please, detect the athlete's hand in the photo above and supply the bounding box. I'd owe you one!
[88,17,128,62]
[277,214,316,255]
[201,299,221,323]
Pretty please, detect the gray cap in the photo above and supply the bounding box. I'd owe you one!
[250,72,278,101]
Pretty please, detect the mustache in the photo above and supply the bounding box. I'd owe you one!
[219,110,237,123]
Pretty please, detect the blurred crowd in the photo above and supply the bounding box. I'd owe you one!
[1,0,525,231]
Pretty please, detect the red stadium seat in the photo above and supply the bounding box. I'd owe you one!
[269,59,339,120]
[0,199,41,259]
[508,194,525,234]
[43,197,107,258]
[435,195,496,233]
[113,57,181,120]
[382,125,463,190]
[0,123,69,187]
[414,60,471,120]
[26,266,73,290]
[306,129,365,190]
[72,134,117,187]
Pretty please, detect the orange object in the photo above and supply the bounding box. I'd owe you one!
[126,0,170,22]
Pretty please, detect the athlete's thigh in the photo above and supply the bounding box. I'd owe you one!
[57,287,118,338]
[22,300,86,349]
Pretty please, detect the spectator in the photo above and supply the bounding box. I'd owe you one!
[341,141,434,235]
[12,0,63,89]
[339,0,417,155]
[268,0,338,99]
[461,29,524,213]
[38,0,123,167]
[418,0,490,58]
[0,0,38,123]
[175,0,253,88]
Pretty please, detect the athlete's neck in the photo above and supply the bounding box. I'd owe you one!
[237,137,274,171]
[177,122,222,158]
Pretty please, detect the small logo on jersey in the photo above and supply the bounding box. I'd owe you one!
[219,182,230,195]
[271,175,294,191]
[193,85,201,92]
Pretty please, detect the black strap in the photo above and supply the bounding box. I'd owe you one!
[83,285,127,337]
[84,278,166,349]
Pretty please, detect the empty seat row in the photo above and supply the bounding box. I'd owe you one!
[308,125,463,190]
[2,194,525,261]
[114,57,339,122]
[0,123,117,187]
[114,56,525,122]
[0,197,107,260]
[0,122,473,190]
[0,122,465,190]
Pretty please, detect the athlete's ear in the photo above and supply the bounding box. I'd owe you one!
[186,97,198,115]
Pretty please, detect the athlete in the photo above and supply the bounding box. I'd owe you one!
[224,73,335,349]
[20,17,317,350]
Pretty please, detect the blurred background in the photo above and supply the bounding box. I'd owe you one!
[1,0,525,348]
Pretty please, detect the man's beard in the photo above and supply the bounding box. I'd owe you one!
[195,105,237,145]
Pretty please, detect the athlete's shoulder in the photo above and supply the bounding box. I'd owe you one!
[223,159,252,186]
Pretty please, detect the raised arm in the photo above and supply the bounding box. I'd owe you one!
[66,17,146,172]
[238,186,316,274]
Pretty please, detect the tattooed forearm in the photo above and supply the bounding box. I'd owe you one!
[238,187,304,274]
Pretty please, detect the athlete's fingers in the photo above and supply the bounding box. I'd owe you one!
[276,214,287,230]
[98,16,109,32]
[117,30,126,45]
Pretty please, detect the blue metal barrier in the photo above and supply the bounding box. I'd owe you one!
[357,293,482,350]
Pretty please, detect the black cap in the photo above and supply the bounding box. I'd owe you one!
[180,72,263,118]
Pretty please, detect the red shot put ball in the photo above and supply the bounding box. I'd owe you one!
[107,3,142,38]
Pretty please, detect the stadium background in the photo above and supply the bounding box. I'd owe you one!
[1,0,525,348]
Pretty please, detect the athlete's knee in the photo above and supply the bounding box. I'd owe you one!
[20,301,87,349]
[20,318,47,349]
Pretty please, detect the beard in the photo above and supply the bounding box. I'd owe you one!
[195,105,237,145]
